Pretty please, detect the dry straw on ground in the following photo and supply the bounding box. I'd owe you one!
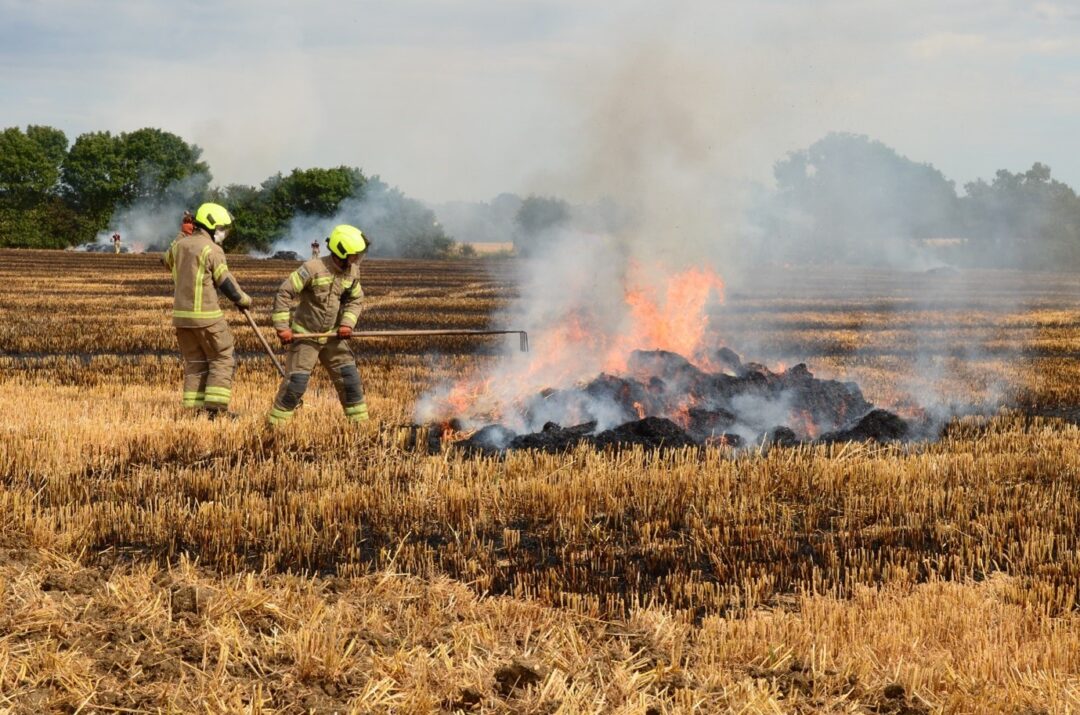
[0,249,1078,712]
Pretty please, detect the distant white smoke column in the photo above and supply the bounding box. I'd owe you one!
[94,172,210,253]
[265,180,447,258]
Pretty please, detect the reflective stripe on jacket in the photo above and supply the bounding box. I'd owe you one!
[271,257,363,338]
[162,228,242,328]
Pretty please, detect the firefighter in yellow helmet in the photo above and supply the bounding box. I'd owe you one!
[161,202,252,416]
[267,225,370,425]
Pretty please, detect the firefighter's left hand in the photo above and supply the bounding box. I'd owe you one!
[236,292,253,309]
[337,325,353,339]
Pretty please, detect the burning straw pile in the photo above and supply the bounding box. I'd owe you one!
[457,346,913,453]
[424,263,922,453]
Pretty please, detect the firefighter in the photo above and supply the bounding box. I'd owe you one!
[161,202,252,416]
[310,240,321,259]
[267,224,369,425]
[180,210,195,236]
[112,232,121,253]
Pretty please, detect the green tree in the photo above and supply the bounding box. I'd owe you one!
[119,127,210,206]
[26,125,68,181]
[0,125,72,247]
[60,128,210,246]
[216,182,283,252]
[274,166,364,217]
[61,131,128,217]
[0,127,60,199]
[220,167,367,252]
[0,126,465,258]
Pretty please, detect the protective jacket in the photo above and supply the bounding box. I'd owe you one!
[271,257,363,341]
[162,228,246,328]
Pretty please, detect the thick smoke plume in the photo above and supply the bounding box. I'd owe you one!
[416,40,1028,436]
[416,44,764,431]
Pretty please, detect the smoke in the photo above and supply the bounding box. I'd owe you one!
[414,31,1038,437]
[428,193,523,246]
[267,178,452,259]
[412,42,754,428]
[747,132,964,272]
[414,40,767,429]
[91,172,209,253]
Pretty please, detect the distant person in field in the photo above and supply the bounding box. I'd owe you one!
[161,202,253,417]
[310,240,320,259]
[180,210,195,236]
[112,232,121,254]
[267,225,370,426]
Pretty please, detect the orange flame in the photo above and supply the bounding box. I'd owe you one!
[428,263,725,425]
[605,264,726,373]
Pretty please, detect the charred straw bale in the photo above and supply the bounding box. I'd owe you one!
[457,347,908,453]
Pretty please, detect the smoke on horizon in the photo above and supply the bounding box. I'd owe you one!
[86,172,209,253]
[414,37,1038,434]
[265,178,453,260]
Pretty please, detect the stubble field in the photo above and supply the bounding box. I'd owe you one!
[0,248,1079,713]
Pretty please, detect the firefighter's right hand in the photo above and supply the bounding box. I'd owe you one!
[276,328,293,345]
[236,292,253,309]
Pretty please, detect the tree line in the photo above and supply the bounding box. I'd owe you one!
[3,125,1079,267]
[759,133,1080,269]
[0,125,454,258]
[503,134,1080,270]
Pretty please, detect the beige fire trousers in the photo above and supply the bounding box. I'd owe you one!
[267,338,367,424]
[175,320,235,411]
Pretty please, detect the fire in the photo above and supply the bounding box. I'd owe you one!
[426,262,726,426]
[606,264,726,373]
[439,375,495,420]
[514,263,724,386]
[669,393,699,429]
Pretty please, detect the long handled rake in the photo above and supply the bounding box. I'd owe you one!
[240,308,287,379]
[292,328,530,352]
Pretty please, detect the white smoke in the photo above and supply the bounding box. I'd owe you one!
[91,172,210,253]
[415,42,751,430]
[428,193,523,246]
[414,34,1038,439]
[266,179,452,259]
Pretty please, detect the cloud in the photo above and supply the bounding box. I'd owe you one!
[909,32,989,59]
[1032,2,1080,22]
[3,0,1080,201]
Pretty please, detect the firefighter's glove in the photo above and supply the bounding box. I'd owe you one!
[337,325,353,339]
[236,292,253,309]
[277,328,294,345]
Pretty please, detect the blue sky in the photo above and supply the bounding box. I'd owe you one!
[2,0,1079,202]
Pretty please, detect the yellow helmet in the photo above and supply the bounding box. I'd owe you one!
[194,202,233,230]
[327,224,368,259]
